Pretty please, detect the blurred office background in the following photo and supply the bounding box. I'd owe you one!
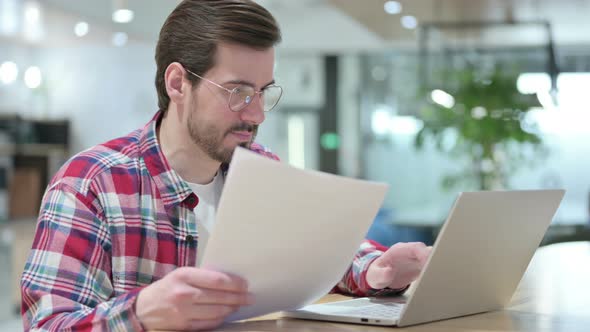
[1,0,590,328]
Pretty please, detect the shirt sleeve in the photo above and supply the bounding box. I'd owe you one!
[331,239,409,297]
[20,183,145,331]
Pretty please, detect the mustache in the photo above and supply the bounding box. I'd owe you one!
[229,123,257,133]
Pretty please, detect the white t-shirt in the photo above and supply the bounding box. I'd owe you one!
[187,172,224,267]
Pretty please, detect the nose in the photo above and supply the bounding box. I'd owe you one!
[239,95,265,125]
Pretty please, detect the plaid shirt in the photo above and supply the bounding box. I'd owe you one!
[21,111,396,331]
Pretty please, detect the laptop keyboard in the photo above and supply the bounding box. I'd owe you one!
[332,302,404,319]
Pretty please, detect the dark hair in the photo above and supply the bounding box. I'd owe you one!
[155,0,282,112]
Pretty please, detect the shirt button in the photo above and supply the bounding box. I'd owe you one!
[186,195,198,206]
[185,234,194,242]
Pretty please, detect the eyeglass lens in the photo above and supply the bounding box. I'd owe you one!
[230,85,282,112]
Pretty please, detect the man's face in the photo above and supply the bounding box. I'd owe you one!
[187,43,275,164]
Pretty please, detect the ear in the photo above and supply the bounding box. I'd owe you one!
[164,62,189,105]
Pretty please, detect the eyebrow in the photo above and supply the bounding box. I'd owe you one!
[222,79,276,90]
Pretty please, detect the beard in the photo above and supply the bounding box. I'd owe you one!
[187,109,258,164]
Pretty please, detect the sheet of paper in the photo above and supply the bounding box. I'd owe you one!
[201,147,388,321]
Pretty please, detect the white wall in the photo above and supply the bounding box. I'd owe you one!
[1,39,328,167]
[40,43,157,153]
[1,41,156,154]
[0,44,39,115]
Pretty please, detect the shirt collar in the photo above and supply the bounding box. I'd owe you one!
[139,111,193,208]
[138,111,274,208]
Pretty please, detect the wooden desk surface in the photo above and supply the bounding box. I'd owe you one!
[212,242,590,332]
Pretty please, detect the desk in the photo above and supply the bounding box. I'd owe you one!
[212,242,590,331]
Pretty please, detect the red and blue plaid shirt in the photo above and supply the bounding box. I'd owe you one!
[21,111,394,331]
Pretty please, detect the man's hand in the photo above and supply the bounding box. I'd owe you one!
[135,267,252,331]
[366,242,432,290]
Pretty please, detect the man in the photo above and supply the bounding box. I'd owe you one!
[21,1,431,331]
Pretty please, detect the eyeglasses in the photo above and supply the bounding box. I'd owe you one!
[185,67,283,113]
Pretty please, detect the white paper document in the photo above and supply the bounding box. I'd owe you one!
[201,148,388,321]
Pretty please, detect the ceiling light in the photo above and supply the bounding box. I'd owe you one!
[384,1,402,15]
[74,21,89,37]
[0,61,18,85]
[24,66,42,89]
[431,89,455,108]
[112,0,134,23]
[23,1,44,42]
[0,0,19,36]
[401,15,418,29]
[112,32,128,47]
[24,1,40,22]
[113,9,134,23]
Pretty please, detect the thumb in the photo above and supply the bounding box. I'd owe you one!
[418,246,433,263]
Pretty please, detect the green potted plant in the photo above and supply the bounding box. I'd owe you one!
[414,65,546,190]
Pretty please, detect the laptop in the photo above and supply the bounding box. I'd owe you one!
[284,189,565,327]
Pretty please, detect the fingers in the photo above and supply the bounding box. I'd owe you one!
[187,318,225,331]
[367,265,397,289]
[397,242,430,261]
[137,268,252,331]
[412,245,431,263]
[191,288,254,306]
[187,304,238,320]
[368,243,433,290]
[176,267,249,293]
[379,242,427,262]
